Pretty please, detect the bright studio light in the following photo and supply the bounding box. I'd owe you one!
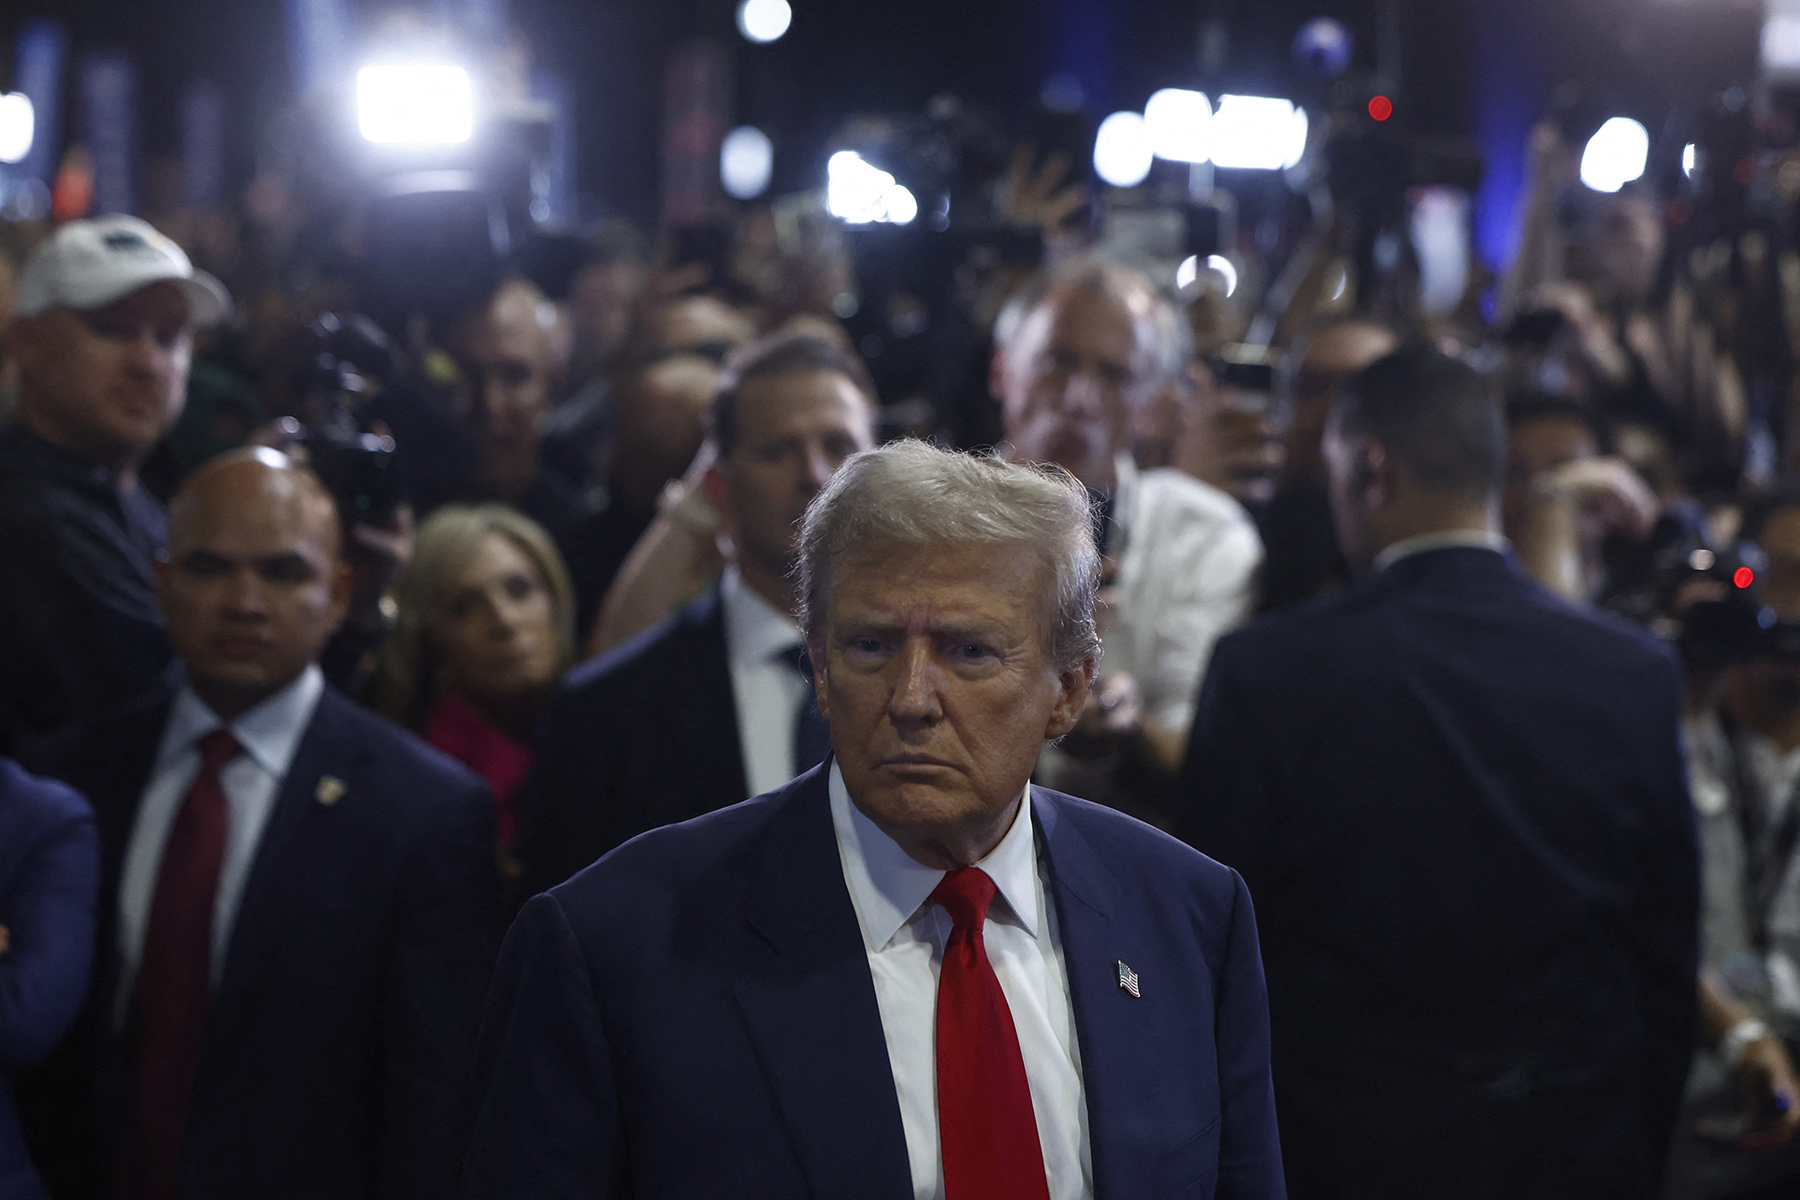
[1144,88,1212,164]
[0,92,33,164]
[357,64,474,145]
[721,126,774,199]
[1580,117,1649,194]
[737,0,792,44]
[1682,142,1698,179]
[1211,96,1309,171]
[1093,111,1153,188]
[1180,254,1238,295]
[826,151,917,225]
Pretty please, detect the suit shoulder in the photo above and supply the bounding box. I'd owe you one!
[0,756,95,831]
[557,595,722,705]
[1039,788,1240,897]
[322,692,489,801]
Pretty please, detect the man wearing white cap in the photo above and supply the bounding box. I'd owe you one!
[0,215,230,753]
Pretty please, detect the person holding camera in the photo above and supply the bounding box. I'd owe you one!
[0,216,229,754]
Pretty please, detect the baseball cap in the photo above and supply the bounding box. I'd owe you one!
[15,214,231,328]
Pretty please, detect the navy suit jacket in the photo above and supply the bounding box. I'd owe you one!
[514,590,746,898]
[19,685,503,1200]
[1178,548,1699,1199]
[0,759,98,1200]
[465,764,1285,1199]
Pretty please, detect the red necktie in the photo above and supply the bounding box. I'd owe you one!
[932,867,1052,1200]
[117,728,241,1200]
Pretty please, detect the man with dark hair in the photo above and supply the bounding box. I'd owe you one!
[515,334,876,896]
[1178,345,1699,1198]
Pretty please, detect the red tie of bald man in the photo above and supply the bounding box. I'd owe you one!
[931,866,1052,1200]
[118,728,242,1200]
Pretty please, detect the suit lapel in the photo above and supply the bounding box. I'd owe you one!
[685,590,749,802]
[729,769,913,1200]
[1034,789,1160,1197]
[204,689,363,1051]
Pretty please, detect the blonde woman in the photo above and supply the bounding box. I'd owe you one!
[375,505,574,849]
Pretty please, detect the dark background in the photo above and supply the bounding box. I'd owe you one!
[0,0,1773,260]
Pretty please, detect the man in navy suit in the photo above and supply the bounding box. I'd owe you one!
[514,334,876,897]
[466,440,1284,1198]
[23,449,500,1200]
[1178,346,1698,1199]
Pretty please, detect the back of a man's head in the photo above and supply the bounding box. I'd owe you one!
[1331,345,1504,501]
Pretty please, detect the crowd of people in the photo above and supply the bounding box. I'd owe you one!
[1,99,1799,1199]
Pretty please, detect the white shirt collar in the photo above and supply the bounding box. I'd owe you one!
[828,759,1041,952]
[1372,529,1511,573]
[158,663,325,779]
[721,566,805,669]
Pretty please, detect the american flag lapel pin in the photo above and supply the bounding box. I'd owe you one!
[1116,960,1141,998]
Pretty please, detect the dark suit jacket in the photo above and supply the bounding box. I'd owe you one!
[0,759,98,1200]
[465,764,1286,1199]
[20,685,502,1200]
[1178,547,1699,1200]
[514,590,746,898]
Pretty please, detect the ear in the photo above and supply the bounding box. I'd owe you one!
[988,342,1011,411]
[326,559,354,632]
[1043,656,1096,742]
[698,455,730,515]
[804,631,831,721]
[1362,437,1394,508]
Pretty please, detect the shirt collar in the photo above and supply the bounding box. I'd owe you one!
[828,759,1041,953]
[158,664,325,778]
[1372,529,1511,573]
[721,566,805,668]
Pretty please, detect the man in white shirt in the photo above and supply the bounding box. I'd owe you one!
[465,439,1284,1199]
[514,333,877,896]
[24,449,500,1200]
[992,257,1262,788]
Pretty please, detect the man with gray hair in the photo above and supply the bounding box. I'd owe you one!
[465,439,1285,1199]
[992,257,1262,794]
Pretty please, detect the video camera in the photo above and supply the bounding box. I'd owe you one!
[1603,511,1800,669]
[277,312,405,528]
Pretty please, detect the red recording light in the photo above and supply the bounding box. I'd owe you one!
[1368,96,1394,122]
[1735,566,1756,589]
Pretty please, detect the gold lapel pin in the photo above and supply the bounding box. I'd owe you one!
[1116,960,1141,998]
[315,776,347,807]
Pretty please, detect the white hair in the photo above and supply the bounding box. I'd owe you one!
[992,254,1189,388]
[796,440,1102,670]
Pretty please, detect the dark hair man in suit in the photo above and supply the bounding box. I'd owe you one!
[514,333,876,896]
[22,448,500,1200]
[465,440,1285,1199]
[1178,345,1699,1199]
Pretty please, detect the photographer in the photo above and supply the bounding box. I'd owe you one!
[1670,489,1800,1195]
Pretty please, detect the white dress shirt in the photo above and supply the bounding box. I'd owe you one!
[116,664,324,1012]
[721,568,810,797]
[828,762,1092,1200]
[1109,453,1263,732]
[1372,529,1512,572]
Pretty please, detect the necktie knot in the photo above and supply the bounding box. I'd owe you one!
[196,728,242,775]
[931,867,998,933]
